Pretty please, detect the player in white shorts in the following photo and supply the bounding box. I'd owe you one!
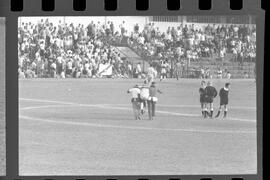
[139,80,150,115]
[127,84,141,120]
[160,60,167,81]
[147,64,157,84]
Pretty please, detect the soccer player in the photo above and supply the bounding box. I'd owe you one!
[127,85,141,120]
[199,80,207,117]
[215,83,230,118]
[135,62,142,78]
[139,80,150,115]
[175,60,182,80]
[147,82,162,120]
[205,81,218,118]
[217,68,222,79]
[160,60,167,81]
[147,64,157,84]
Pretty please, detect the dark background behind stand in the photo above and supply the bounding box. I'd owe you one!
[0,0,267,179]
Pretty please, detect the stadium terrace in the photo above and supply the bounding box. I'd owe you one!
[18,16,256,79]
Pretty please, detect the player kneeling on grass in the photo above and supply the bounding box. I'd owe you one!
[199,80,207,117]
[205,81,218,118]
[127,85,141,120]
[215,83,230,118]
[147,82,162,120]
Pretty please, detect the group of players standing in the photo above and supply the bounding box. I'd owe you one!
[127,64,230,120]
[127,68,162,120]
[127,80,162,120]
[199,81,230,118]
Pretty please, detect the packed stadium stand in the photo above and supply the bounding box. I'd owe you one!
[18,16,256,79]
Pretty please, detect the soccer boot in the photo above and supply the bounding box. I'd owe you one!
[223,111,227,118]
[203,111,208,118]
[215,111,221,118]
[210,111,213,118]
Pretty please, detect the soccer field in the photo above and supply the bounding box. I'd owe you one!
[19,78,257,175]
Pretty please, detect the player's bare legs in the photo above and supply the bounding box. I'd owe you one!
[223,105,228,118]
[147,100,153,120]
[209,103,214,118]
[132,101,139,120]
[215,105,228,118]
[140,100,147,115]
[215,105,222,118]
[152,102,156,117]
[201,103,205,117]
[204,103,213,118]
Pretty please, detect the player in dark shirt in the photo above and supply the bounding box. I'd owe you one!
[215,83,230,118]
[147,82,162,120]
[204,81,218,118]
[199,81,207,117]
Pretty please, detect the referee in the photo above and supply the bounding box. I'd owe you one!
[205,81,218,118]
[147,82,162,120]
[215,83,230,118]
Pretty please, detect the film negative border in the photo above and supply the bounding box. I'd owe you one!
[5,0,246,12]
[0,0,264,180]
[4,0,248,12]
[0,0,263,14]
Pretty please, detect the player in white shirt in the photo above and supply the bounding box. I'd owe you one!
[175,60,182,80]
[217,68,223,79]
[127,63,132,78]
[139,80,150,115]
[160,60,167,81]
[50,62,57,78]
[135,63,142,78]
[66,60,73,76]
[127,85,141,120]
[147,64,157,84]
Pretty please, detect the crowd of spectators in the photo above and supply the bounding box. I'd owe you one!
[18,19,134,78]
[128,22,256,62]
[18,18,256,79]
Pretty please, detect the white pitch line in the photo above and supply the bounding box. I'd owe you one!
[20,104,74,110]
[20,115,256,134]
[108,103,256,110]
[19,98,256,123]
[20,98,77,105]
[19,98,256,110]
[20,104,108,110]
[84,104,256,122]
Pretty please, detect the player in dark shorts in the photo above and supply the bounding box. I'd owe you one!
[215,83,230,118]
[199,81,207,117]
[147,82,162,120]
[204,81,218,118]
